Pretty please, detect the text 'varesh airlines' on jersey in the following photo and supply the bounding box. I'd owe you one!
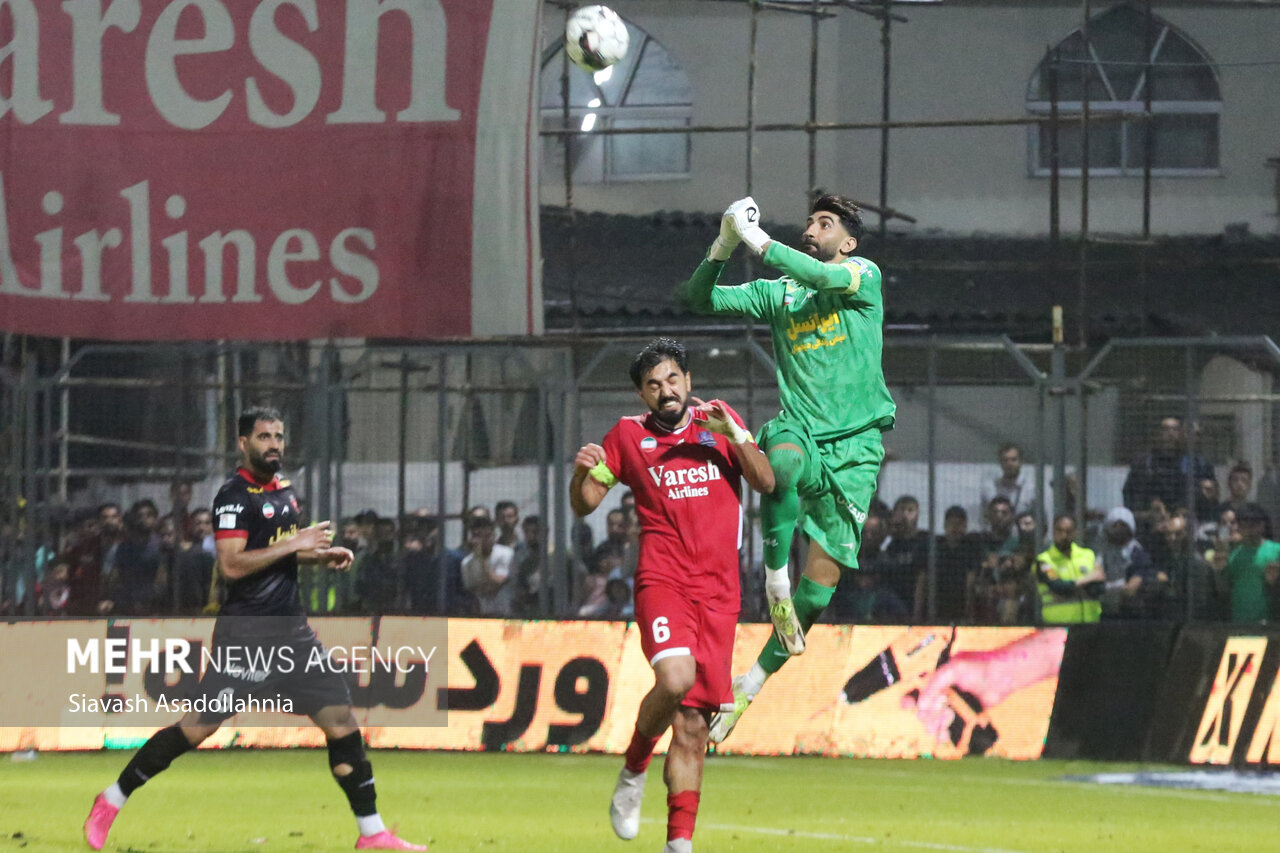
[599,408,750,613]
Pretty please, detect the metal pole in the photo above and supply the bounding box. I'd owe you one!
[1184,345,1199,616]
[1051,307,1067,519]
[1036,373,1048,532]
[551,379,569,615]
[807,0,821,199]
[58,337,69,504]
[21,358,37,616]
[747,0,759,193]
[316,346,334,531]
[436,351,448,612]
[926,337,938,623]
[559,6,581,332]
[397,352,409,540]
[1142,0,1154,241]
[878,0,892,241]
[536,383,551,616]
[1078,0,1091,348]
[1140,0,1154,337]
[1048,46,1061,310]
[1078,381,1089,536]
[560,5,573,212]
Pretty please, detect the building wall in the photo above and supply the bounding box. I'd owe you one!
[540,2,1280,236]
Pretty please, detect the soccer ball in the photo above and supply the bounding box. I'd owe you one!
[565,5,630,73]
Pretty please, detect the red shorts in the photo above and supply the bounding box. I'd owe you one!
[634,583,739,712]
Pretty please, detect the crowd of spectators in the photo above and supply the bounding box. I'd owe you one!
[0,485,638,621]
[828,419,1280,626]
[4,417,1280,626]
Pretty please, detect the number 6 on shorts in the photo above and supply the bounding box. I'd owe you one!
[652,616,670,644]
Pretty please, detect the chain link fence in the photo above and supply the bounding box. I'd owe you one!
[3,335,1277,626]
[1077,338,1280,623]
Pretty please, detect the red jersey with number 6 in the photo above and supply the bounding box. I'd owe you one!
[598,405,755,612]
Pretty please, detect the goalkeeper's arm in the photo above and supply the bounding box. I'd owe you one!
[676,258,727,314]
[762,242,859,293]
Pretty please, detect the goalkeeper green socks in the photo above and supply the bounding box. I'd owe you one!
[761,444,805,570]
[756,575,835,675]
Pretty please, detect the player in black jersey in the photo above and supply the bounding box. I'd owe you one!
[85,407,428,851]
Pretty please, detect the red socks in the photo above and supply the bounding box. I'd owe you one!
[666,790,700,841]
[623,729,660,774]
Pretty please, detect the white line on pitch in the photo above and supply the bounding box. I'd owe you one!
[642,818,1031,852]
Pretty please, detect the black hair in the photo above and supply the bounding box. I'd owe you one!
[629,338,688,388]
[1236,502,1270,525]
[238,406,284,438]
[468,514,495,533]
[944,505,967,521]
[810,194,864,242]
[495,500,518,516]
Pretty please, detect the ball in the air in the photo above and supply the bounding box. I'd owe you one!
[565,5,630,73]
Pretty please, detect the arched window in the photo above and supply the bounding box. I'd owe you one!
[1027,4,1221,176]
[540,19,692,183]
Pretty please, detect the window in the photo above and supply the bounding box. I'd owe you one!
[540,20,692,183]
[1027,4,1221,176]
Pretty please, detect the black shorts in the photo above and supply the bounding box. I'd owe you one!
[192,629,353,725]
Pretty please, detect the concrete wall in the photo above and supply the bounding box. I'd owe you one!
[540,2,1280,236]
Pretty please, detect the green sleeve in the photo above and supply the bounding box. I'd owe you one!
[762,243,854,292]
[676,259,773,319]
[762,244,883,305]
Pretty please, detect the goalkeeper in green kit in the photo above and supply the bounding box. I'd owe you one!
[677,194,896,742]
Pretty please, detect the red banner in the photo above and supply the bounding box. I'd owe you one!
[0,0,541,340]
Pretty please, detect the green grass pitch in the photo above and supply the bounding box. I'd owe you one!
[1,750,1276,852]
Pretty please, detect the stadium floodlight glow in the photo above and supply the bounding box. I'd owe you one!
[587,98,602,108]
[581,113,597,132]
[593,66,613,85]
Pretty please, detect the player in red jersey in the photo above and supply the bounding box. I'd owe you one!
[571,338,773,853]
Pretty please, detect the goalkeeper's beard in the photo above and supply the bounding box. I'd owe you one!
[800,239,836,263]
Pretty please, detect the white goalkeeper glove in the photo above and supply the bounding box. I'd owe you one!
[708,209,741,262]
[693,397,751,445]
[724,196,771,255]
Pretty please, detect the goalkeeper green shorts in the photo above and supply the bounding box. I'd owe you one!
[758,415,886,570]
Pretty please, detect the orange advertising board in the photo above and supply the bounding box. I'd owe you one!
[0,619,1062,759]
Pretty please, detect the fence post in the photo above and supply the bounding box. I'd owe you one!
[925,335,938,623]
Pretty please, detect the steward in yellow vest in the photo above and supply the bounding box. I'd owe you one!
[1036,514,1105,624]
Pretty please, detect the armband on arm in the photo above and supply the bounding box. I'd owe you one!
[589,460,617,488]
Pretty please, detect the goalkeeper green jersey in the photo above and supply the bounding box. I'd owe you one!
[678,242,896,440]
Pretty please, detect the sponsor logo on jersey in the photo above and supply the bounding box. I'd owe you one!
[697,430,717,447]
[215,504,244,515]
[851,506,867,524]
[247,487,264,494]
[647,460,725,500]
[262,503,275,519]
[640,437,658,452]
[218,514,237,530]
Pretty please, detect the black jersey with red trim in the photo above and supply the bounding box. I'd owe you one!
[212,467,306,619]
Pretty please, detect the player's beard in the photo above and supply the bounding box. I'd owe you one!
[651,394,689,429]
[800,238,836,262]
[249,447,283,475]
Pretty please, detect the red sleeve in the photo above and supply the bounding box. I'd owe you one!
[600,419,630,487]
